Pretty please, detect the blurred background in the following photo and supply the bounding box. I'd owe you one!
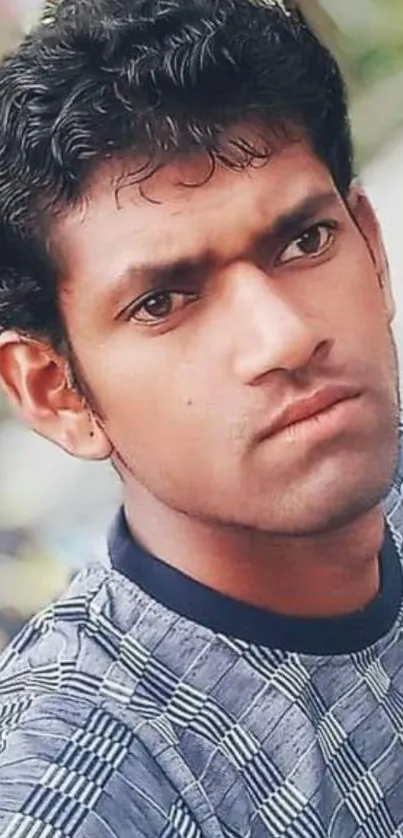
[0,0,403,649]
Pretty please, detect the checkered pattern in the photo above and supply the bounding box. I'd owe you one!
[1,707,133,838]
[1,475,403,835]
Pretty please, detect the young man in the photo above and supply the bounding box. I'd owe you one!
[0,0,402,834]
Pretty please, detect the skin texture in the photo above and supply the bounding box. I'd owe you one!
[0,135,399,617]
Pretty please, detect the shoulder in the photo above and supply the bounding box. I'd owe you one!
[0,561,155,698]
[0,566,204,836]
[0,564,109,696]
[0,692,177,837]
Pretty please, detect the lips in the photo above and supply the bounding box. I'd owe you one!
[258,384,361,441]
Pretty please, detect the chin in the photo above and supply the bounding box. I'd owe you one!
[237,442,398,536]
[260,423,400,534]
[262,474,395,537]
[272,497,382,538]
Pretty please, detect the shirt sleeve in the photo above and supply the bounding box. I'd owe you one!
[0,692,184,837]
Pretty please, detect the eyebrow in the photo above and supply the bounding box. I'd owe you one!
[107,189,340,309]
[263,189,339,244]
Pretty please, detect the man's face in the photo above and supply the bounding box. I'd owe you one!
[56,137,399,535]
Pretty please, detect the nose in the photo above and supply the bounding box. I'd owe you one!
[226,263,331,384]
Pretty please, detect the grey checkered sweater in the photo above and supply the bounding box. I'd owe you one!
[2,470,403,837]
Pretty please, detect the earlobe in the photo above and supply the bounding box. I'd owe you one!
[63,408,113,461]
[347,184,395,323]
[0,331,112,461]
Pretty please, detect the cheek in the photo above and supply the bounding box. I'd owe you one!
[322,245,389,339]
[333,271,396,391]
[84,339,202,442]
[101,347,238,473]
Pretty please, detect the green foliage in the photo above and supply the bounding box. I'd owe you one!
[332,0,403,90]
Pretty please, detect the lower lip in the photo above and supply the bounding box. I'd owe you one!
[269,397,361,444]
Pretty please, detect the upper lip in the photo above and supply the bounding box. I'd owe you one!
[257,384,361,441]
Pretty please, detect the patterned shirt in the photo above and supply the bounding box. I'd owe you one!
[1,460,403,836]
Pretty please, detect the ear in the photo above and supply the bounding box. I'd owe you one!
[347,184,395,323]
[0,332,113,460]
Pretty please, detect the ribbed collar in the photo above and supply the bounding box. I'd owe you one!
[109,509,403,655]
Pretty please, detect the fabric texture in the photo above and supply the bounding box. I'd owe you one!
[1,452,403,835]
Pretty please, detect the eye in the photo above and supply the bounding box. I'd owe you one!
[128,290,197,324]
[277,222,336,265]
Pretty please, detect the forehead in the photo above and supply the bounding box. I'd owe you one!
[54,139,338,286]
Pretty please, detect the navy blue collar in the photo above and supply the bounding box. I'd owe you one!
[108,509,403,655]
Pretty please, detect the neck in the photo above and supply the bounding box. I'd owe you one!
[123,486,384,619]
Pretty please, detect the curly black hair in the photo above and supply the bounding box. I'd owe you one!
[0,0,353,349]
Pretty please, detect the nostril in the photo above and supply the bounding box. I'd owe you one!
[313,339,333,363]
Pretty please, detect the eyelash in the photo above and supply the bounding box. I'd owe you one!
[124,289,199,326]
[125,220,339,325]
[275,220,338,266]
